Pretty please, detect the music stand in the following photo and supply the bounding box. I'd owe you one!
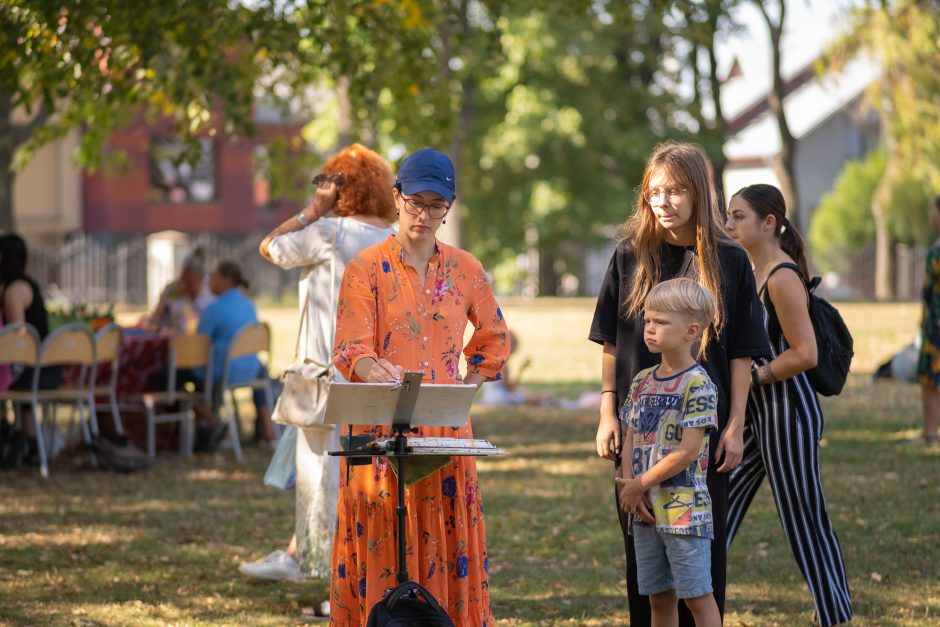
[325,372,503,587]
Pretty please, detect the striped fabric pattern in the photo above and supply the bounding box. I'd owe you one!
[727,306,853,627]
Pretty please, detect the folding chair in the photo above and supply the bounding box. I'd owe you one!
[218,321,274,463]
[89,323,125,438]
[131,333,212,460]
[0,322,40,441]
[0,322,97,477]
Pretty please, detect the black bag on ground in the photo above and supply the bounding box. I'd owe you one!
[765,263,854,396]
[366,581,455,627]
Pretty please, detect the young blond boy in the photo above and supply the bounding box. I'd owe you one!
[616,277,722,627]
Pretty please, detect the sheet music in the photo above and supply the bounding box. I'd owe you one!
[378,437,507,456]
[324,382,478,427]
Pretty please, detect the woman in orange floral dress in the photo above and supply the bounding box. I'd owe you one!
[330,149,509,626]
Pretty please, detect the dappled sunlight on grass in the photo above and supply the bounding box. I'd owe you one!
[183,467,260,482]
[0,525,137,550]
[2,301,935,625]
[501,440,597,456]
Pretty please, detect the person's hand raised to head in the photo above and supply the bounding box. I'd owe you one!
[308,174,342,219]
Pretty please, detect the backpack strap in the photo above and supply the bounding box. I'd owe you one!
[759,262,811,341]
[759,262,805,298]
[385,582,449,617]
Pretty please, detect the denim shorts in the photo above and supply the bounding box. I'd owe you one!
[632,522,713,599]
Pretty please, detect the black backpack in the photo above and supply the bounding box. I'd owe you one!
[366,581,455,627]
[764,263,854,396]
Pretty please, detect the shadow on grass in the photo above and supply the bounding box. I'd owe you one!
[0,447,324,626]
[491,593,627,624]
[3,371,939,625]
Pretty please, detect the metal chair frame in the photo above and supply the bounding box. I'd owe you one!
[89,323,125,438]
[218,321,274,462]
[129,333,213,460]
[0,322,97,477]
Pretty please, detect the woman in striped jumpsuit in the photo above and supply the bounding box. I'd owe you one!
[724,184,852,626]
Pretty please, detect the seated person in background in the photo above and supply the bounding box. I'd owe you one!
[146,247,214,334]
[194,259,275,446]
[478,330,554,406]
[0,233,61,458]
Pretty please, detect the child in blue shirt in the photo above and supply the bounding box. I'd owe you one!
[616,277,721,627]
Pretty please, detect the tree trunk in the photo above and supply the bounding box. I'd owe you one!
[756,0,800,220]
[435,0,473,249]
[522,224,539,297]
[538,246,560,297]
[704,1,728,212]
[871,153,897,300]
[0,139,14,234]
[444,74,475,250]
[0,90,16,233]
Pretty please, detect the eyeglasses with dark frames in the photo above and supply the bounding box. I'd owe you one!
[399,193,450,219]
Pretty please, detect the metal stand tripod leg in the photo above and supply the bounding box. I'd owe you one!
[394,432,408,584]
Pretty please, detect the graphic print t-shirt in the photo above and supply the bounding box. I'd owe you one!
[620,364,718,538]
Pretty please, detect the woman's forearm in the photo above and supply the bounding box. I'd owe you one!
[728,357,750,427]
[259,202,319,261]
[760,347,818,383]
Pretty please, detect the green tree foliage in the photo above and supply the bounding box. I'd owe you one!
[436,1,734,291]
[3,0,754,296]
[825,0,940,298]
[810,148,932,266]
[460,5,668,270]
[0,0,325,231]
[809,150,880,254]
[303,1,689,292]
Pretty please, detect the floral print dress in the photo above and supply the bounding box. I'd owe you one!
[331,236,509,626]
[918,241,940,385]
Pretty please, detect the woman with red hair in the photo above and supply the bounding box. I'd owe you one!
[244,145,397,615]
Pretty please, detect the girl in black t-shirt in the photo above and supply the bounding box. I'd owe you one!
[589,142,769,625]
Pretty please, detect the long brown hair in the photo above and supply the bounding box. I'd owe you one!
[621,141,732,349]
[732,183,810,280]
[321,143,396,221]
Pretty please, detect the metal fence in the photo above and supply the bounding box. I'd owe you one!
[811,242,926,300]
[25,232,927,307]
[28,232,300,309]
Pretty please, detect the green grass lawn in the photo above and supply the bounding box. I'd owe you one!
[3,299,936,626]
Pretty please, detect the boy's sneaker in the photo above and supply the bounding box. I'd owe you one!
[238,550,300,581]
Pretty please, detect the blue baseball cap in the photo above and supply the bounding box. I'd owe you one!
[396,149,456,203]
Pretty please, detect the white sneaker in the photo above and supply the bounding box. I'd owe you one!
[238,550,300,581]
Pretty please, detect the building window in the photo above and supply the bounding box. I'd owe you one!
[149,137,216,203]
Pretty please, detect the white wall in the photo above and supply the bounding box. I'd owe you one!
[723,166,780,209]
[13,131,83,239]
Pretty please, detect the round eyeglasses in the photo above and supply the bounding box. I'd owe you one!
[643,186,688,204]
[400,194,450,219]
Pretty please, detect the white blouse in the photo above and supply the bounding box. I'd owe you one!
[267,216,396,365]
